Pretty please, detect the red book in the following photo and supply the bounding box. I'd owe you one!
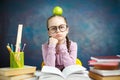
[89,55,120,70]
[91,55,120,62]
[88,60,119,66]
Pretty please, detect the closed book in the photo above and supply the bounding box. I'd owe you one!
[88,60,119,70]
[0,73,34,80]
[89,71,120,80]
[93,65,119,70]
[90,67,120,76]
[0,65,36,76]
[91,55,120,62]
[21,76,37,80]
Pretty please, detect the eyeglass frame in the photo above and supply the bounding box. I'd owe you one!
[48,24,68,34]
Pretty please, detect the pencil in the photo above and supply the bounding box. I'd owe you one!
[6,45,13,53]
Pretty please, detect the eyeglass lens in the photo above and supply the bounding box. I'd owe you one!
[49,24,67,33]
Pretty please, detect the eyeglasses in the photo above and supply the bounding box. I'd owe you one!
[48,24,68,34]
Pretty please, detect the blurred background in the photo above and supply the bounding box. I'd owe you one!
[0,0,120,70]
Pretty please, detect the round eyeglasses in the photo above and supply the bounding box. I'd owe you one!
[48,24,68,34]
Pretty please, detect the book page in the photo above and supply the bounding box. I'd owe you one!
[62,65,87,78]
[40,65,91,80]
[41,66,64,77]
[66,73,91,80]
[40,73,64,80]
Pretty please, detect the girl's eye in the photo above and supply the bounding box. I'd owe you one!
[49,27,57,31]
[60,26,64,28]
[51,27,56,30]
[60,25,65,29]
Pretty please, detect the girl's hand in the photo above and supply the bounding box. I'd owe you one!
[49,37,58,45]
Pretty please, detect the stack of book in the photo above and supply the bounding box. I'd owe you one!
[0,65,36,80]
[88,55,120,80]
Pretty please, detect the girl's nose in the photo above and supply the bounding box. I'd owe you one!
[56,27,60,32]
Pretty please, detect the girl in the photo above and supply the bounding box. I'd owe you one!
[42,15,77,70]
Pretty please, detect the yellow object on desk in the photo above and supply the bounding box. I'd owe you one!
[10,52,24,68]
[76,58,82,65]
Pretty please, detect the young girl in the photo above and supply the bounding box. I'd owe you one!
[42,15,77,70]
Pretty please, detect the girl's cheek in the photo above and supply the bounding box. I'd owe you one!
[51,34,57,38]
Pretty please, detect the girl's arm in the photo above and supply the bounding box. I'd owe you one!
[42,43,56,66]
[58,41,77,67]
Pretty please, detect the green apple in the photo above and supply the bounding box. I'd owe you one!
[53,6,63,15]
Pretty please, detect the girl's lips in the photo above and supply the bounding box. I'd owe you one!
[56,34,62,37]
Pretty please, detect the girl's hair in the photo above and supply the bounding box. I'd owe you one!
[47,15,71,52]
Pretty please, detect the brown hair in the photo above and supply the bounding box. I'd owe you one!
[47,15,71,52]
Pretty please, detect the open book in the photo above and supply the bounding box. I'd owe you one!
[39,65,91,80]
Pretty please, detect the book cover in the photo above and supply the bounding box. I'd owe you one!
[39,65,91,80]
[21,76,37,80]
[0,73,34,80]
[90,67,120,76]
[91,55,120,62]
[0,65,36,76]
[93,65,119,70]
[89,71,120,80]
[88,60,119,70]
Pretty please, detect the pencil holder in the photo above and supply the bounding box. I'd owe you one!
[10,52,24,68]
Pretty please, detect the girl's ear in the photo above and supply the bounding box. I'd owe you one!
[68,27,69,31]
[66,27,69,34]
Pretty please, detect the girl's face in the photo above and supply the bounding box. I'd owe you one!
[48,16,69,41]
